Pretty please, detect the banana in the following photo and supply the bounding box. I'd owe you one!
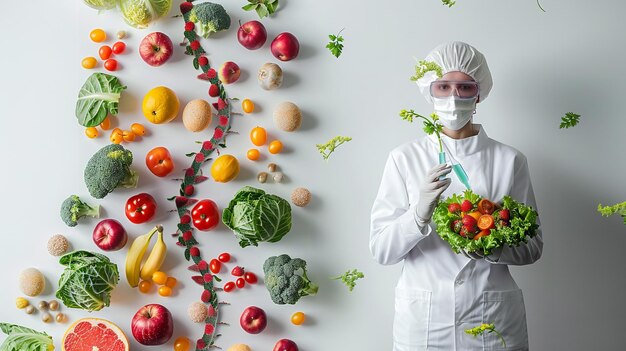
[125,225,161,287]
[139,225,167,281]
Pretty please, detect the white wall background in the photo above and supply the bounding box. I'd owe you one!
[1,0,625,350]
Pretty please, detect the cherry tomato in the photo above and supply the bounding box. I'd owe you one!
[244,272,258,284]
[110,132,123,144]
[209,259,221,274]
[131,123,147,136]
[236,277,245,288]
[250,126,267,146]
[218,252,231,263]
[158,286,172,297]
[122,130,135,142]
[100,116,111,130]
[146,146,174,177]
[85,127,98,139]
[81,57,97,69]
[138,280,152,293]
[191,199,220,231]
[174,337,191,351]
[242,99,255,113]
[268,140,283,154]
[99,45,113,60]
[125,193,157,224]
[112,41,126,54]
[223,282,236,292]
[90,28,106,42]
[477,199,496,215]
[291,312,306,325]
[152,271,168,285]
[165,277,178,288]
[104,58,118,71]
[247,148,260,161]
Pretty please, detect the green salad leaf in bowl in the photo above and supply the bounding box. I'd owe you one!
[432,190,539,255]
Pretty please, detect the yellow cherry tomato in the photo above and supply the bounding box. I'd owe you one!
[90,28,107,43]
[122,130,135,142]
[131,123,147,136]
[100,116,111,130]
[247,148,261,161]
[291,311,306,325]
[174,337,191,351]
[250,126,267,146]
[138,280,153,294]
[268,140,283,154]
[158,286,173,297]
[81,57,97,69]
[85,127,99,139]
[152,271,168,285]
[165,277,178,288]
[242,99,255,113]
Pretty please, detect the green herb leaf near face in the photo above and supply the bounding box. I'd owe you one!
[559,112,581,129]
[0,323,54,351]
[75,73,126,127]
[326,28,345,58]
[316,135,352,160]
[598,201,626,225]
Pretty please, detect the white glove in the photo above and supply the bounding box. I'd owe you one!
[416,163,452,224]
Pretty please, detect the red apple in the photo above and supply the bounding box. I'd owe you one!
[273,339,299,351]
[237,20,267,50]
[131,304,174,345]
[218,61,241,84]
[92,219,127,251]
[240,306,267,334]
[270,32,300,61]
[139,32,173,67]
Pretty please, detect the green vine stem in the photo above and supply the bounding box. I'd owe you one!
[399,109,444,153]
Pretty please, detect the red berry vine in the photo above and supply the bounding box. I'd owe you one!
[171,1,234,349]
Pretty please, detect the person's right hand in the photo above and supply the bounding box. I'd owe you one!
[416,163,452,223]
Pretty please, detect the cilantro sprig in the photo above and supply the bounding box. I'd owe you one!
[598,201,626,225]
[331,269,364,292]
[465,323,506,348]
[242,0,278,19]
[559,112,581,129]
[400,110,444,152]
[326,28,345,58]
[317,136,352,160]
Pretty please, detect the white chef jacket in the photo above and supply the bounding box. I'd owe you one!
[370,124,542,351]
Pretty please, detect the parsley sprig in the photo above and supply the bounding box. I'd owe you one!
[317,136,352,160]
[559,112,581,129]
[326,28,345,58]
[242,0,278,19]
[331,269,364,292]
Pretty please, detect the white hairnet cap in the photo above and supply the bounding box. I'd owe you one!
[416,41,493,104]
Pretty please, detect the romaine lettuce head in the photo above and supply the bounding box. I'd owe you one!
[118,0,172,28]
[223,186,292,248]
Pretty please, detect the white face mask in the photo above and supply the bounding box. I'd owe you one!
[433,96,477,130]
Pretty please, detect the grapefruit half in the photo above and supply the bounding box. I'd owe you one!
[62,318,129,351]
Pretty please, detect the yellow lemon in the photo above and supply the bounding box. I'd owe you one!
[142,86,180,124]
[211,155,240,183]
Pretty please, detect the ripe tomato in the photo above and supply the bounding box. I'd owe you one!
[218,252,231,263]
[236,277,245,288]
[81,57,97,69]
[477,199,496,215]
[268,140,283,154]
[99,45,113,60]
[247,148,260,161]
[242,99,255,113]
[104,58,118,71]
[158,286,172,297]
[223,282,236,292]
[125,193,157,224]
[291,312,306,325]
[244,272,257,284]
[131,123,147,136]
[89,28,106,42]
[250,126,267,146]
[477,214,495,230]
[209,259,221,274]
[191,199,220,231]
[146,146,174,177]
[174,337,191,351]
[112,41,126,54]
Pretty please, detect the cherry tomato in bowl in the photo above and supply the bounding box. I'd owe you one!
[191,199,220,231]
[146,146,174,177]
[125,193,157,224]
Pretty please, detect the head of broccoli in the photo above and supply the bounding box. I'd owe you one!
[263,254,318,305]
[189,2,231,38]
[60,195,100,227]
[84,144,138,199]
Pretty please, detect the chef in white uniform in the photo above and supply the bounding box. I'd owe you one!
[370,41,542,350]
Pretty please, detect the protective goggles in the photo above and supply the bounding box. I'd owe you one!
[429,81,479,99]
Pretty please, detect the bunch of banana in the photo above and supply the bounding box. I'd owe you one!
[125,225,167,287]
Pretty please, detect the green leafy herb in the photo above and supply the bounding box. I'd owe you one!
[442,0,456,7]
[598,201,626,225]
[75,73,126,127]
[242,0,278,19]
[56,250,119,311]
[465,323,506,348]
[331,269,364,292]
[559,112,581,129]
[326,29,345,58]
[410,60,443,81]
[316,136,352,160]
[0,323,54,351]
[399,110,444,152]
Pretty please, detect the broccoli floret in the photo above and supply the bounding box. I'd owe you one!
[84,144,138,199]
[189,2,231,38]
[60,195,100,227]
[263,254,318,305]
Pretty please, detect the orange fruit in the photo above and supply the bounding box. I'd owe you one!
[142,86,180,124]
[291,311,306,325]
[247,149,260,161]
[62,318,129,351]
[210,154,240,183]
[268,140,283,154]
[152,271,168,285]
